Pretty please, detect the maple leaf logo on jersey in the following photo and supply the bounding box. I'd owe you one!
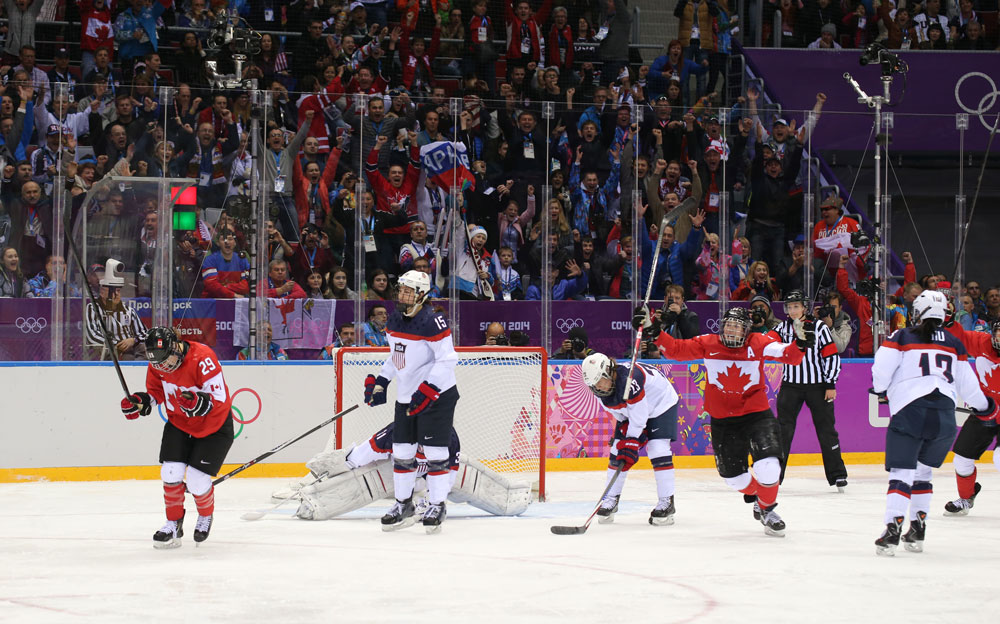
[715,363,754,393]
[981,360,1000,394]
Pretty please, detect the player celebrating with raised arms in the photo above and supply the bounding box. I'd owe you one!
[363,270,459,533]
[581,353,681,525]
[942,318,1000,515]
[634,306,814,537]
[120,327,234,549]
[871,291,994,556]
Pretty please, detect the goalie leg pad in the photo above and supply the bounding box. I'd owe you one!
[296,460,395,520]
[447,457,532,516]
[306,448,357,478]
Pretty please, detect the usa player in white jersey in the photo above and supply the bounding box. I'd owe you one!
[581,354,681,525]
[871,290,995,556]
[363,270,459,533]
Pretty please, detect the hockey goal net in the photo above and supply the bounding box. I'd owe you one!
[333,347,547,499]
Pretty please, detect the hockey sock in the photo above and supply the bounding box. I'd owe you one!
[606,466,627,497]
[423,446,451,504]
[392,458,418,501]
[885,480,912,524]
[910,481,932,520]
[756,482,779,508]
[163,482,186,521]
[192,485,215,516]
[738,476,759,498]
[651,455,675,499]
[957,467,978,499]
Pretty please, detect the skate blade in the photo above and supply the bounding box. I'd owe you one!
[943,508,969,517]
[649,515,675,526]
[902,541,923,553]
[763,527,785,538]
[153,539,182,550]
[597,514,616,525]
[381,516,417,532]
[875,544,897,556]
[837,485,846,493]
[424,523,443,534]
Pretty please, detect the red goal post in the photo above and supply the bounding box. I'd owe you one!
[334,346,548,500]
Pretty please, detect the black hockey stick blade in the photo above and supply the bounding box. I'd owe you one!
[550,525,588,535]
[549,465,623,536]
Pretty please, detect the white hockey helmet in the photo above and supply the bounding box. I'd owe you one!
[397,270,432,317]
[581,353,616,397]
[911,290,948,324]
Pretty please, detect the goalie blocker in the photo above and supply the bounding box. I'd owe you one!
[295,423,531,520]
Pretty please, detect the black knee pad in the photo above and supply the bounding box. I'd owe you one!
[750,418,783,461]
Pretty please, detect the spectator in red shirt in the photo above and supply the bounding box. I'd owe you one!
[399,14,442,94]
[505,0,554,69]
[267,259,307,299]
[289,224,336,290]
[365,132,422,239]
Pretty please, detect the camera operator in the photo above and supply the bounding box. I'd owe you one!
[552,327,595,359]
[815,293,852,354]
[748,295,780,335]
[657,284,700,339]
[484,322,508,346]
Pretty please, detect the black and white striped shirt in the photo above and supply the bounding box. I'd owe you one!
[85,302,148,349]
[775,319,841,388]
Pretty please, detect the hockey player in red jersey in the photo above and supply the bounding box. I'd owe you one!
[634,305,814,536]
[941,316,1000,516]
[120,327,234,548]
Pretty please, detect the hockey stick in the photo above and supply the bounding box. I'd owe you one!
[213,404,359,486]
[624,212,673,393]
[550,465,624,535]
[241,471,329,521]
[870,388,977,415]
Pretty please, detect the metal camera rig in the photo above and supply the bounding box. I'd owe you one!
[204,8,263,91]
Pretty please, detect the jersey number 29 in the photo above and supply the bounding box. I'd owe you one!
[199,357,217,376]
[918,352,953,383]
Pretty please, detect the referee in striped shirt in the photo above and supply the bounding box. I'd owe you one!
[774,290,848,490]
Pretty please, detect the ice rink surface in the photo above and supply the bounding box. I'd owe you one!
[2,464,998,624]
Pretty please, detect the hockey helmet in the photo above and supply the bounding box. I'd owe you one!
[783,289,808,316]
[911,290,948,325]
[397,270,431,317]
[145,326,185,373]
[581,353,616,397]
[721,307,752,348]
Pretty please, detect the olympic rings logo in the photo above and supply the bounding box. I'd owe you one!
[955,72,1000,132]
[15,317,48,334]
[556,318,584,333]
[157,387,262,439]
[705,318,721,333]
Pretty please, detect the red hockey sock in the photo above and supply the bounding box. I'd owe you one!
[192,485,215,516]
[957,468,978,499]
[739,476,759,497]
[757,482,779,508]
[163,482,186,521]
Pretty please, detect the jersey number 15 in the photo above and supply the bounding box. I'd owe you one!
[918,352,953,383]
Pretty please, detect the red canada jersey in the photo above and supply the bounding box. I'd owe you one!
[948,324,1000,400]
[145,341,233,438]
[653,332,804,418]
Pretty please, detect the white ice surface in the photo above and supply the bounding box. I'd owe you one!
[2,464,998,624]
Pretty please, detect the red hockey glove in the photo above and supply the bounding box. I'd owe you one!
[973,397,1000,424]
[407,382,441,416]
[121,392,152,420]
[177,391,213,418]
[615,437,641,471]
[364,374,390,406]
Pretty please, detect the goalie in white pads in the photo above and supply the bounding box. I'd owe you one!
[581,353,680,525]
[295,423,531,519]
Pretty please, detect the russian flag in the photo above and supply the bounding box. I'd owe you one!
[419,141,476,193]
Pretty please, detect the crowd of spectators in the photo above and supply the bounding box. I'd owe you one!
[0,0,996,359]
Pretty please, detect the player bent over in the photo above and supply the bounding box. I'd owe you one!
[364,270,459,533]
[120,327,234,549]
[581,354,680,526]
[294,423,530,519]
[942,319,1000,515]
[635,306,813,537]
[871,291,994,556]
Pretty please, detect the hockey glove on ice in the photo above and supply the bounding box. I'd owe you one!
[364,374,390,406]
[407,382,441,416]
[177,391,213,418]
[121,392,153,420]
[615,437,641,472]
[973,397,1000,424]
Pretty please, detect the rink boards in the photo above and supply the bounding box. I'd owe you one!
[0,360,990,482]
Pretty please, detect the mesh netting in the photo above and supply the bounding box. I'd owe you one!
[335,348,545,488]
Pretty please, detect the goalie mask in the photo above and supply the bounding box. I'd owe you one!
[581,353,616,397]
[911,290,948,325]
[992,320,1000,354]
[720,307,752,349]
[145,326,186,373]
[397,270,431,318]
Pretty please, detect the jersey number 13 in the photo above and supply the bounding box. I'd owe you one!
[918,352,953,383]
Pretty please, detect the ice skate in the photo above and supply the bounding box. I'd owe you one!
[901,511,926,553]
[381,498,416,531]
[422,501,447,534]
[193,515,213,545]
[875,517,904,556]
[596,495,619,524]
[758,503,785,537]
[835,479,848,493]
[153,512,184,549]
[943,482,981,516]
[752,500,761,521]
[649,496,675,526]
